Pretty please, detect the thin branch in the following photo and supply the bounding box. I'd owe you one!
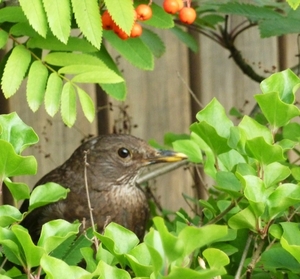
[246,237,265,278]
[235,233,253,279]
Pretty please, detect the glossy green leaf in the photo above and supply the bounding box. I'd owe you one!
[61,82,76,127]
[104,0,134,34]
[280,222,300,263]
[215,171,242,198]
[0,205,23,227]
[103,30,154,70]
[283,122,300,142]
[41,254,90,279]
[263,162,291,188]
[228,207,257,230]
[267,184,300,219]
[260,68,300,104]
[1,45,31,98]
[26,61,48,112]
[81,247,97,273]
[38,219,80,253]
[44,73,63,117]
[140,28,166,58]
[170,25,198,52]
[42,0,71,44]
[4,178,30,202]
[71,0,102,48]
[217,149,246,172]
[143,2,174,29]
[203,248,229,270]
[0,140,37,180]
[255,92,300,129]
[76,87,95,123]
[19,0,48,37]
[245,137,285,165]
[27,36,98,52]
[12,225,45,268]
[29,182,69,211]
[89,260,131,279]
[172,139,202,163]
[71,70,123,84]
[0,112,39,153]
[0,29,8,49]
[164,266,224,279]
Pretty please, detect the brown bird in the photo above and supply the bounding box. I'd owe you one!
[20,134,187,241]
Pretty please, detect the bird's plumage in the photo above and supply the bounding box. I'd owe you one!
[20,134,187,241]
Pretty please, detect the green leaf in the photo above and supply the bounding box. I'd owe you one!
[41,254,90,279]
[4,178,30,202]
[19,0,48,37]
[12,225,45,269]
[38,219,80,254]
[76,87,95,123]
[263,162,291,188]
[0,7,27,23]
[61,82,76,127]
[90,260,131,279]
[228,207,257,230]
[218,149,246,172]
[104,0,135,34]
[0,29,8,49]
[26,61,48,112]
[280,222,300,263]
[1,45,31,98]
[143,2,174,29]
[71,69,123,84]
[103,30,154,70]
[0,205,23,227]
[0,140,37,180]
[283,122,300,141]
[203,248,229,270]
[44,73,63,117]
[172,139,202,163]
[71,0,102,48]
[245,137,285,165]
[27,36,98,52]
[140,28,166,58]
[29,182,69,211]
[215,171,242,198]
[42,0,71,44]
[286,0,300,9]
[0,112,39,153]
[170,25,198,52]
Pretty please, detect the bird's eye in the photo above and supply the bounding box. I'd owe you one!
[118,147,131,159]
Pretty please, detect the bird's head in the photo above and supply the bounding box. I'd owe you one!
[76,134,187,187]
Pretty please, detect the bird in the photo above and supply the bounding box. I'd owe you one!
[20,134,187,242]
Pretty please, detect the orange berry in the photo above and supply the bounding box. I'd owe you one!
[163,0,179,14]
[136,4,152,21]
[113,25,129,40]
[130,22,142,38]
[101,10,114,30]
[176,0,184,10]
[179,7,196,24]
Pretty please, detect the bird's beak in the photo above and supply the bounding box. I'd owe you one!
[148,149,188,164]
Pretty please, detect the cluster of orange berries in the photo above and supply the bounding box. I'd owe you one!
[101,4,152,40]
[163,0,197,24]
[101,1,196,40]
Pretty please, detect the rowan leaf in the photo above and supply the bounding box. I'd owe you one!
[76,87,95,123]
[19,0,48,37]
[61,82,76,127]
[42,0,71,44]
[71,0,102,48]
[44,73,63,117]
[26,61,48,112]
[1,45,31,98]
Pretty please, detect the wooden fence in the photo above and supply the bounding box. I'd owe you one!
[1,15,299,213]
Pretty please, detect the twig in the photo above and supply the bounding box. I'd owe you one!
[246,237,265,278]
[235,233,253,279]
[83,150,99,251]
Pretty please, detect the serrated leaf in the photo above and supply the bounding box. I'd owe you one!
[42,0,71,44]
[171,25,198,53]
[76,87,95,123]
[27,36,98,52]
[71,0,102,48]
[1,45,31,98]
[44,73,63,117]
[29,182,69,211]
[287,0,300,9]
[259,18,300,38]
[19,0,48,37]
[26,61,48,112]
[143,2,174,29]
[104,0,135,34]
[0,112,39,153]
[140,28,166,58]
[0,29,8,49]
[104,30,154,70]
[61,82,77,127]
